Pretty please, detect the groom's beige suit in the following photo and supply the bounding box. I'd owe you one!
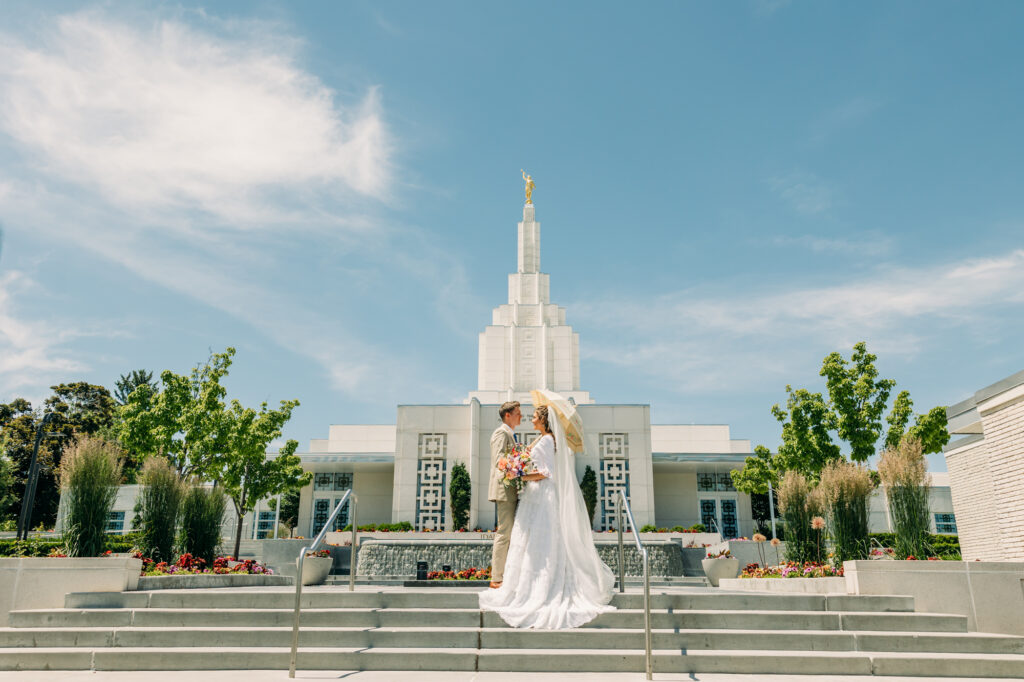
[488,423,519,582]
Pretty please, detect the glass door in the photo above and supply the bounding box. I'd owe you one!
[699,497,739,539]
[310,472,353,536]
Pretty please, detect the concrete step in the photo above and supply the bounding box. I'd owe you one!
[1,626,1019,654]
[10,607,968,633]
[62,589,916,613]
[1,646,1023,676]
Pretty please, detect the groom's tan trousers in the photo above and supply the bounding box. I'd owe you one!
[488,424,518,583]
[491,497,518,582]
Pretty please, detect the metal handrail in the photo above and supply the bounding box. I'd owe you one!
[615,491,652,681]
[288,489,357,678]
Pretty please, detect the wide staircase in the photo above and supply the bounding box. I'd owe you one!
[2,587,1024,676]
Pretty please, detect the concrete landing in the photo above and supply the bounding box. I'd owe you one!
[0,671,1009,682]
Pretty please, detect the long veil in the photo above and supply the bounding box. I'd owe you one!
[549,407,615,603]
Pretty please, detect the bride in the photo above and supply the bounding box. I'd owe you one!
[479,391,616,629]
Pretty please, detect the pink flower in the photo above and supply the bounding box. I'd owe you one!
[811,516,826,531]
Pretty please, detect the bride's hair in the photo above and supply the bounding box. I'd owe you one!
[535,405,556,448]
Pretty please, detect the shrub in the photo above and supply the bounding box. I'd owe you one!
[818,460,873,567]
[449,462,471,530]
[878,438,932,559]
[639,524,658,532]
[340,521,415,532]
[580,465,598,525]
[137,458,184,562]
[179,484,226,564]
[60,436,123,557]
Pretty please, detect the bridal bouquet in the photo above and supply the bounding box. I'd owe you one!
[496,443,534,491]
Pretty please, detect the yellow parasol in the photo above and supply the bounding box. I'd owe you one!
[530,389,585,453]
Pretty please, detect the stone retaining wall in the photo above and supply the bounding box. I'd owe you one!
[356,539,686,577]
[136,574,293,590]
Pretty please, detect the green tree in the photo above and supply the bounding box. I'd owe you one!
[733,342,949,493]
[0,436,18,524]
[0,399,37,522]
[119,349,234,475]
[114,370,157,406]
[820,342,896,463]
[580,465,597,525]
[45,383,117,436]
[217,399,310,559]
[449,462,471,530]
[884,391,950,453]
[732,388,841,494]
[0,384,117,528]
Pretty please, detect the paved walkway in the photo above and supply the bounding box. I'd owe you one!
[0,672,1006,682]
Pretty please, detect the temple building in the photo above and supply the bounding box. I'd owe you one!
[55,192,960,543]
[292,198,757,537]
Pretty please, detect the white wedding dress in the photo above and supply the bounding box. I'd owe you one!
[479,424,616,629]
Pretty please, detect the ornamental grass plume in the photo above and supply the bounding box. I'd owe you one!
[137,458,185,563]
[818,460,873,568]
[777,471,819,564]
[179,482,227,565]
[60,435,123,557]
[878,437,932,559]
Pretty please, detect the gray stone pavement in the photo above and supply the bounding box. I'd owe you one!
[0,672,1007,682]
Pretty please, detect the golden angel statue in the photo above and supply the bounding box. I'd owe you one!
[521,170,535,205]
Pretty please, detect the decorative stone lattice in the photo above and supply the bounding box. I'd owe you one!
[415,433,447,531]
[599,433,631,531]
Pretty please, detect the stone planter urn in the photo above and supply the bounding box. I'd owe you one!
[298,556,333,586]
[702,557,740,587]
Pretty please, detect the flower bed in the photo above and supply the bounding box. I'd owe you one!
[137,552,273,577]
[741,561,844,579]
[637,524,707,533]
[427,566,490,581]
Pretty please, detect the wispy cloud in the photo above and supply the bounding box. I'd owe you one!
[767,172,834,215]
[0,270,91,401]
[771,233,894,257]
[0,11,391,225]
[575,249,1024,394]
[0,10,473,405]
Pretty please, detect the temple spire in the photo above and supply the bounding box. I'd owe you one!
[517,202,540,275]
[467,192,592,406]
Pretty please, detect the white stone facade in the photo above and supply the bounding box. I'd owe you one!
[291,199,757,537]
[945,369,1024,560]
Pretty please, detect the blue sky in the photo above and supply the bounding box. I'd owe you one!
[1,1,1022,472]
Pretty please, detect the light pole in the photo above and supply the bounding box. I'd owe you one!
[17,412,61,540]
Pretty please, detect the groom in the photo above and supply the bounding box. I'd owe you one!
[488,400,521,588]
